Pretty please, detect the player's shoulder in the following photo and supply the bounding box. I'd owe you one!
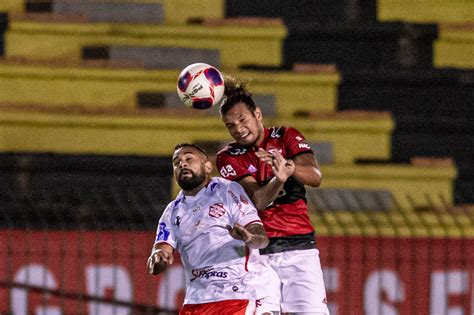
[165,192,186,213]
[208,177,243,194]
[268,126,301,138]
[209,176,235,189]
[268,126,307,144]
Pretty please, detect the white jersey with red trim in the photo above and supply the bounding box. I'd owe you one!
[154,177,263,305]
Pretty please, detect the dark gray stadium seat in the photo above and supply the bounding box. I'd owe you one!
[53,1,165,24]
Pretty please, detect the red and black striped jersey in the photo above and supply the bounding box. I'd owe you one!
[216,126,316,240]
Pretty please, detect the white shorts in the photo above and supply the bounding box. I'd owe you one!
[256,248,330,314]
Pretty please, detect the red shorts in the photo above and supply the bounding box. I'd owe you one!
[180,299,254,315]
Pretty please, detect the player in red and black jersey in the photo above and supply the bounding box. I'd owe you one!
[216,76,330,315]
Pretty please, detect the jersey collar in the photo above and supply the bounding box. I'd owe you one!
[175,178,219,203]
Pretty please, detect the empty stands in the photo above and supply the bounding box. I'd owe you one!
[378,0,474,23]
[53,1,166,24]
[0,59,340,114]
[435,23,474,69]
[0,0,469,227]
[5,14,286,68]
[0,107,392,165]
[0,152,172,229]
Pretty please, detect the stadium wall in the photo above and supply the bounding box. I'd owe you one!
[1,230,472,314]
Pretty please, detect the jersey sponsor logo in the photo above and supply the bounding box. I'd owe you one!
[190,267,228,281]
[298,142,310,149]
[220,165,237,178]
[229,147,247,155]
[209,203,226,218]
[156,222,170,241]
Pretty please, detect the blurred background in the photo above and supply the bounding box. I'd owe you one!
[0,0,472,314]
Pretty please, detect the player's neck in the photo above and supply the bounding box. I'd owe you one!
[254,127,266,148]
[183,178,211,196]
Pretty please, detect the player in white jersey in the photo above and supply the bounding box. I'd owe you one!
[147,143,269,315]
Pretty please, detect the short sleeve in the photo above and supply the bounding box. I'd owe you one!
[154,203,177,249]
[227,181,262,227]
[283,127,314,158]
[216,152,251,182]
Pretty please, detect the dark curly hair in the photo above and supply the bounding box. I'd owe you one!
[219,75,257,116]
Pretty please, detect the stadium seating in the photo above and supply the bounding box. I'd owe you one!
[0,152,172,229]
[283,21,437,69]
[53,1,166,24]
[0,0,23,14]
[0,60,340,114]
[170,160,457,212]
[0,108,392,165]
[434,23,474,69]
[377,0,474,23]
[310,208,474,237]
[82,45,222,69]
[5,14,286,69]
[226,0,377,26]
[0,0,225,24]
[316,162,456,210]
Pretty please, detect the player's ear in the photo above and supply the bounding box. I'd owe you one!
[255,107,263,121]
[204,160,213,174]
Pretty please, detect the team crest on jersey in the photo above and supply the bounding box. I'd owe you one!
[209,203,226,218]
[270,127,283,138]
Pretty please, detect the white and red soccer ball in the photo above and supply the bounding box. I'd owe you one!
[176,63,225,109]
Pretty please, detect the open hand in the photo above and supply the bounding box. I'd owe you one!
[256,148,295,183]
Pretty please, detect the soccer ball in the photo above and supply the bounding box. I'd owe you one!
[176,63,225,109]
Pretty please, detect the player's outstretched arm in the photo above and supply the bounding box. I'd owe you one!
[226,223,269,249]
[147,243,174,275]
[238,175,285,210]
